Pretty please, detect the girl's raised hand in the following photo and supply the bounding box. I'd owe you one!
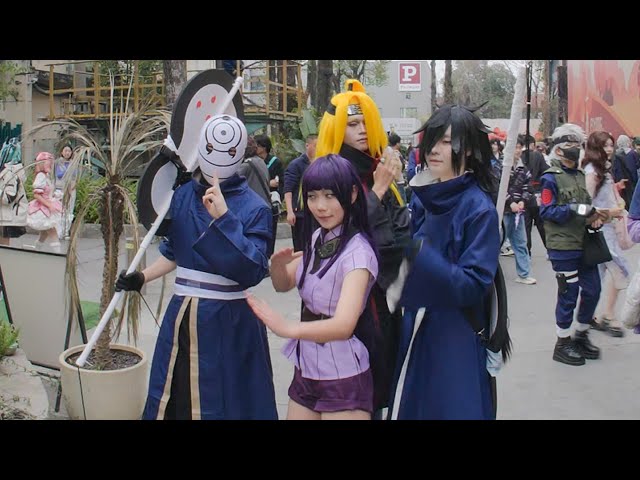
[270,247,303,269]
[245,292,292,338]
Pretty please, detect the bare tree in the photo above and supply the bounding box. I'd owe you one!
[162,60,187,111]
[542,60,551,136]
[498,60,526,77]
[499,60,546,117]
[430,60,437,112]
[316,60,334,116]
[444,60,453,103]
[307,60,317,108]
[285,60,298,112]
[332,60,390,92]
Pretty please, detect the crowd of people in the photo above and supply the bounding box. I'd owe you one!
[111,85,640,419]
[5,76,640,421]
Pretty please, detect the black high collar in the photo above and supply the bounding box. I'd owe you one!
[339,144,378,188]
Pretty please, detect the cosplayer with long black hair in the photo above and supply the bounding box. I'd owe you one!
[388,104,506,420]
[116,115,277,420]
[247,154,380,419]
[315,80,411,413]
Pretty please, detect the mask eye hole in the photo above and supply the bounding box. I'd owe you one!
[206,143,213,154]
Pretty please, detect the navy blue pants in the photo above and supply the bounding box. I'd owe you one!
[550,258,601,329]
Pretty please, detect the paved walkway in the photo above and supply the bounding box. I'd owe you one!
[5,229,640,419]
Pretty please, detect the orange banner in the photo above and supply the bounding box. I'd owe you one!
[568,60,640,138]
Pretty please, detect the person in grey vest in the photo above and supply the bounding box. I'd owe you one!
[540,124,611,366]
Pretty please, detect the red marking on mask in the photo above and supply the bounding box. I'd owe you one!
[196,100,202,108]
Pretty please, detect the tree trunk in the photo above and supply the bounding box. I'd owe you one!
[285,60,298,112]
[316,60,333,116]
[307,60,317,109]
[444,60,454,104]
[268,60,278,112]
[557,64,568,124]
[162,60,187,111]
[542,60,550,137]
[462,83,471,106]
[95,185,125,369]
[430,60,437,113]
[276,60,284,112]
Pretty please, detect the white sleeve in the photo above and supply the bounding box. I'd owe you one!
[32,172,47,192]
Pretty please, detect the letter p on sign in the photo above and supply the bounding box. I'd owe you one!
[398,62,421,92]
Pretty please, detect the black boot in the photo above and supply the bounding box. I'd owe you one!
[553,336,585,366]
[573,329,601,360]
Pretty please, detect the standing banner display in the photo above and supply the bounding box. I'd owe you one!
[0,245,85,369]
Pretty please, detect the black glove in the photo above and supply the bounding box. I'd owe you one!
[115,270,145,292]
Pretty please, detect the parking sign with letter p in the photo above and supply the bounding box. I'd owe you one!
[398,62,421,91]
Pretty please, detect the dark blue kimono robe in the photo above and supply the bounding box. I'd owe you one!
[389,171,500,420]
[142,173,278,420]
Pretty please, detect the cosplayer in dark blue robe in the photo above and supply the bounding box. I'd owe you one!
[388,170,499,419]
[141,172,278,420]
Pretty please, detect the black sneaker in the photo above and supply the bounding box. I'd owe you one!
[553,336,585,366]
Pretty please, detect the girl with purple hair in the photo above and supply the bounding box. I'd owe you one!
[247,154,380,420]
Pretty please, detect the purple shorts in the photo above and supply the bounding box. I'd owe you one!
[288,367,373,413]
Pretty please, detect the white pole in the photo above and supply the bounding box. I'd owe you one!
[75,75,244,367]
[496,67,527,227]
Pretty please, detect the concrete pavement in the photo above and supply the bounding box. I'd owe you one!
[6,228,640,419]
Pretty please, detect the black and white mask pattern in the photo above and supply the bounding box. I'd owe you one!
[196,114,247,182]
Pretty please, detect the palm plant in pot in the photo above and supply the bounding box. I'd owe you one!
[34,77,170,419]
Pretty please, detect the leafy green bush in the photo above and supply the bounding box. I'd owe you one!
[73,176,138,223]
[271,108,321,171]
[0,321,19,358]
[24,170,34,201]
[74,176,107,223]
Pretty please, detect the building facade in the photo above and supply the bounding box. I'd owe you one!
[365,60,432,145]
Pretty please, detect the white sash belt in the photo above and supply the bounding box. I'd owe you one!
[174,266,246,300]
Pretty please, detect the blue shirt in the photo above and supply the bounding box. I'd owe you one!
[283,153,310,215]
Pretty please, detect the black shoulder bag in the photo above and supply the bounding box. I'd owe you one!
[582,225,612,266]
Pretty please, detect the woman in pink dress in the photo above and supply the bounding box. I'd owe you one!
[26,152,62,248]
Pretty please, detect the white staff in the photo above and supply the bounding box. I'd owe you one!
[76,77,244,367]
[496,66,526,227]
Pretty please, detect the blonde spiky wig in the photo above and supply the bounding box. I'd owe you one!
[316,79,387,159]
